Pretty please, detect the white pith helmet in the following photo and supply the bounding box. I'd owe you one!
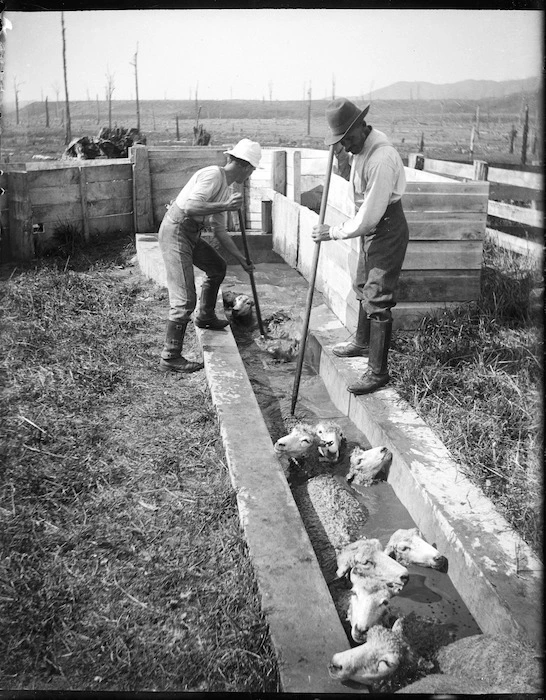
[224,139,262,168]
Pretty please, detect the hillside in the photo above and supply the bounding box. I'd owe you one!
[366,76,541,101]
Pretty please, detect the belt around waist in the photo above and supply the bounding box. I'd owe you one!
[170,201,202,225]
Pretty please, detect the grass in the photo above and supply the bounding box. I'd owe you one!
[390,239,543,555]
[0,230,542,690]
[0,238,280,692]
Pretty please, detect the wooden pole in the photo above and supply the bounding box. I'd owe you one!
[290,144,336,415]
[521,105,529,165]
[237,209,266,337]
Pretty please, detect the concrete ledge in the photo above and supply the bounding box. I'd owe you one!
[307,303,543,650]
[135,233,359,693]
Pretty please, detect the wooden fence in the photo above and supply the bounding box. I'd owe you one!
[267,164,490,330]
[408,153,543,259]
[1,159,134,261]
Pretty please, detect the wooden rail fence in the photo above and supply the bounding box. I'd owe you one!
[408,153,543,260]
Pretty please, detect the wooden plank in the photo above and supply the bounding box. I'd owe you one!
[87,197,133,217]
[8,171,34,260]
[293,150,301,204]
[406,167,460,183]
[392,301,464,330]
[85,179,133,203]
[272,150,287,195]
[150,169,202,188]
[487,166,542,190]
[422,158,475,180]
[32,197,133,224]
[272,193,299,268]
[130,144,154,233]
[32,200,85,224]
[487,200,543,228]
[405,181,490,196]
[29,185,82,207]
[83,163,132,183]
[88,213,134,237]
[402,216,485,240]
[297,204,320,280]
[28,167,80,188]
[485,227,543,262]
[26,158,130,170]
[397,270,481,301]
[78,167,90,243]
[403,192,488,213]
[314,238,483,277]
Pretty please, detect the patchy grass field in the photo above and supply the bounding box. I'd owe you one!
[0,239,280,692]
[391,240,543,555]
[0,230,542,691]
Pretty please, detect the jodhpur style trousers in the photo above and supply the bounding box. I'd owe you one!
[158,202,227,323]
[354,199,409,322]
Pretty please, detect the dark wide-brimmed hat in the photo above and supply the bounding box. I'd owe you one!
[324,98,370,145]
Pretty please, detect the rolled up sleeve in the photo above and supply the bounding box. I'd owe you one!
[330,161,396,240]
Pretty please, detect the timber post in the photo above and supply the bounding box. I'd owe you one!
[78,166,91,243]
[8,170,34,261]
[130,145,154,233]
[272,150,287,195]
[293,150,302,204]
[473,160,489,181]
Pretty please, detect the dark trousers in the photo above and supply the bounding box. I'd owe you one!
[158,202,227,323]
[354,199,409,321]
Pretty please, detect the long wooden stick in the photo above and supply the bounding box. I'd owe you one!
[237,208,266,337]
[290,144,336,415]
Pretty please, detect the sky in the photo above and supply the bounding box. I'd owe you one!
[1,8,544,106]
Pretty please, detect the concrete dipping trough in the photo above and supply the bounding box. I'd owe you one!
[136,232,542,693]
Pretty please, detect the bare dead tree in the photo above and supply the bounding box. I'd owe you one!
[51,81,61,118]
[13,77,22,125]
[105,67,115,129]
[61,12,72,144]
[521,104,529,165]
[130,43,141,131]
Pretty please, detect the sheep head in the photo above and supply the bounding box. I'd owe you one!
[385,528,448,572]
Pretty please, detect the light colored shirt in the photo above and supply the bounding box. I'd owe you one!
[175,165,231,233]
[330,128,406,240]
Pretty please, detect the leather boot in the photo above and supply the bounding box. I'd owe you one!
[333,304,370,357]
[194,281,229,330]
[347,318,392,394]
[159,320,204,373]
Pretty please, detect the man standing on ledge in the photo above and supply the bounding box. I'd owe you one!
[158,139,261,373]
[311,98,409,395]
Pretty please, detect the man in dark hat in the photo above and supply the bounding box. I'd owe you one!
[311,97,409,394]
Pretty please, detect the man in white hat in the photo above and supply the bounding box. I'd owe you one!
[158,138,261,373]
[311,98,409,395]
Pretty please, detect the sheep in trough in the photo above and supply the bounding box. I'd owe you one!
[315,421,345,464]
[435,633,543,693]
[336,537,410,593]
[385,528,448,572]
[292,474,369,579]
[255,335,299,362]
[344,575,396,643]
[395,673,499,694]
[273,422,318,462]
[254,309,302,362]
[222,290,254,325]
[346,445,392,485]
[328,619,426,688]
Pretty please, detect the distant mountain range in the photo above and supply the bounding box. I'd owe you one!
[364,76,541,101]
[4,76,541,115]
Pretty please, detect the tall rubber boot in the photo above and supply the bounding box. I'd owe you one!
[333,304,370,357]
[194,281,229,330]
[347,318,392,394]
[159,320,204,373]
